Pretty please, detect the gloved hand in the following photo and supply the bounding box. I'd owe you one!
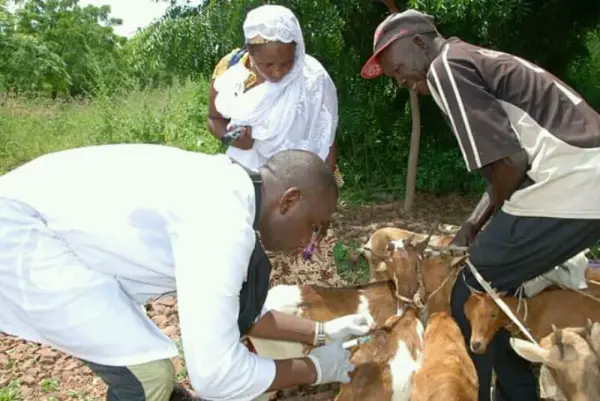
[307,340,355,385]
[323,313,372,341]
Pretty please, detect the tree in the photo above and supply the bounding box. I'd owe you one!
[7,0,126,97]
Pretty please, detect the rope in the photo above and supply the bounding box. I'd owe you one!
[465,259,539,345]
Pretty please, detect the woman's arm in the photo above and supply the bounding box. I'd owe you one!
[208,79,255,150]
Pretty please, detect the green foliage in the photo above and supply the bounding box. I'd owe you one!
[0,79,218,175]
[0,380,21,401]
[333,240,370,284]
[2,0,600,200]
[2,0,127,98]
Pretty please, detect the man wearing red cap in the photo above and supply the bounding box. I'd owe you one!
[361,8,600,401]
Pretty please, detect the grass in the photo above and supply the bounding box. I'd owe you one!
[0,79,222,176]
[40,378,60,393]
[333,240,370,283]
[0,380,21,401]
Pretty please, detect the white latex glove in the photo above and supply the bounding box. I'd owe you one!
[307,340,355,385]
[323,313,372,341]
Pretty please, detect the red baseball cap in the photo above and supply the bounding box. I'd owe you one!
[361,10,438,80]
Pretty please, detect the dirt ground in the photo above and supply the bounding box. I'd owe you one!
[0,194,477,401]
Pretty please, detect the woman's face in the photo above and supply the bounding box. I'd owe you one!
[249,42,296,83]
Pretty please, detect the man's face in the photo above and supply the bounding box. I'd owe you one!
[259,188,337,253]
[378,36,431,95]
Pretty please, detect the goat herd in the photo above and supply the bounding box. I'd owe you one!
[245,227,600,401]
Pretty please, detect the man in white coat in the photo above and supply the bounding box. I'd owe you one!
[0,144,370,401]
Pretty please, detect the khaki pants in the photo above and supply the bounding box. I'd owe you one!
[84,359,176,401]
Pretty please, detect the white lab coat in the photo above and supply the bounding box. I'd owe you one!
[0,144,275,401]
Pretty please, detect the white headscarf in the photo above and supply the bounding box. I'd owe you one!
[213,4,338,171]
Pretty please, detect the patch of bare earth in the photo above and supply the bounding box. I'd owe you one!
[0,194,476,400]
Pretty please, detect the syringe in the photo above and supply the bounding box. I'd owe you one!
[342,335,372,349]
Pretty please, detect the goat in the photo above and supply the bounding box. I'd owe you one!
[247,279,424,400]
[464,285,600,355]
[359,227,453,282]
[381,236,478,401]
[510,321,600,401]
[335,311,424,401]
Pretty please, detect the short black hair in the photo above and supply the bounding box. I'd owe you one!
[261,149,338,200]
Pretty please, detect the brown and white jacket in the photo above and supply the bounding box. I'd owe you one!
[427,37,600,219]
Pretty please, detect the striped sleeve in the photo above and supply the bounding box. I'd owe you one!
[426,46,523,172]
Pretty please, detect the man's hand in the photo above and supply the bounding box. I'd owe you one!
[324,313,372,341]
[307,341,355,385]
[451,222,478,247]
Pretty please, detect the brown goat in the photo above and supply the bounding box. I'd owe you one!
[248,279,425,400]
[510,321,600,401]
[359,227,453,282]
[464,285,600,355]
[383,238,479,401]
[335,310,424,401]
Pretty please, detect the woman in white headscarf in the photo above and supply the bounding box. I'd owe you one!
[208,4,344,188]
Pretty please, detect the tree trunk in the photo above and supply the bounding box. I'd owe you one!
[403,89,421,214]
[373,0,422,213]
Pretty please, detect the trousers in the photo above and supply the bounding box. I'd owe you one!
[450,209,600,401]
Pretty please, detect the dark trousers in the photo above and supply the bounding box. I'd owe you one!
[450,210,600,401]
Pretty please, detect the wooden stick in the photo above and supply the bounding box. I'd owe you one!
[403,89,421,214]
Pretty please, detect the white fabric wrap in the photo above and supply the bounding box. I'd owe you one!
[213,4,338,171]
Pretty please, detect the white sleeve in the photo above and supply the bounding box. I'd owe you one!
[171,218,276,401]
[322,73,339,150]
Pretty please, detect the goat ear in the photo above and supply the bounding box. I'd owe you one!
[538,365,562,400]
[414,232,432,255]
[583,318,594,338]
[510,338,551,364]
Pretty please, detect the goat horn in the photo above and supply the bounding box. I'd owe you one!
[552,325,565,358]
[374,0,400,13]
[585,318,594,337]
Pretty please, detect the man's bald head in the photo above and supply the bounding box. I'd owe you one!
[262,149,339,199]
[257,149,339,252]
